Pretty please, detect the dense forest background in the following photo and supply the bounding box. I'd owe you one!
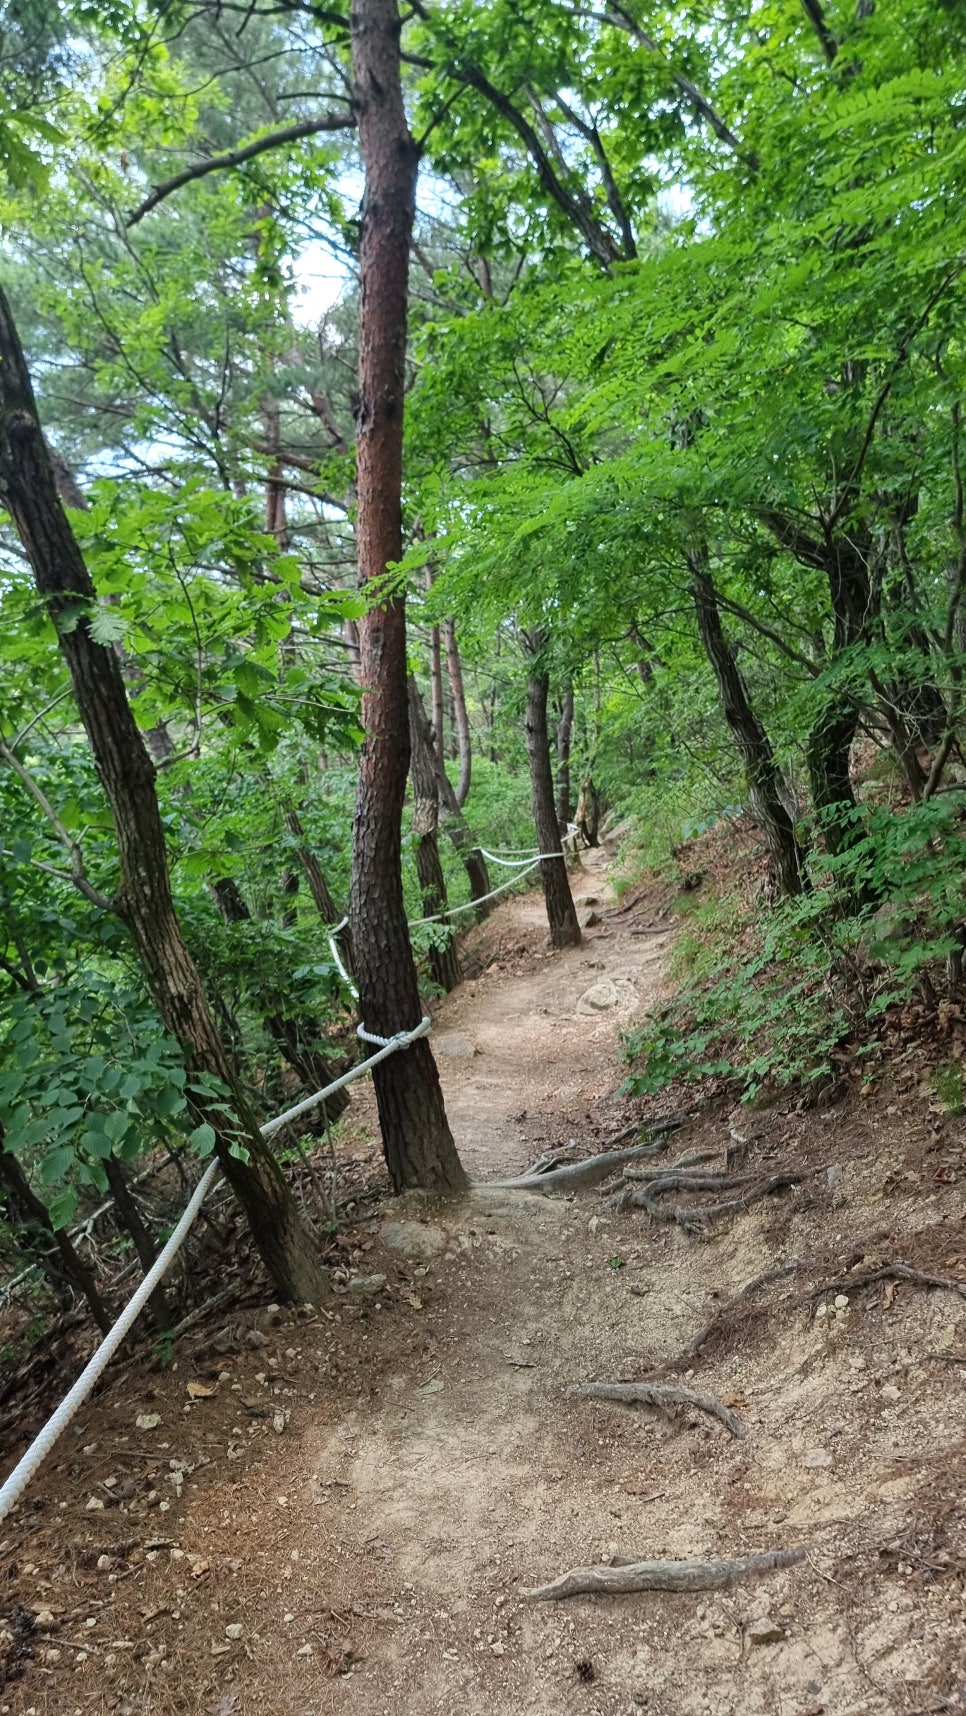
[0,0,964,1334]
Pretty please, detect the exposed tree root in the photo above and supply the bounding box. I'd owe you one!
[523,1547,805,1601]
[485,1124,682,1194]
[802,1262,966,1304]
[611,1165,819,1231]
[573,1380,748,1439]
[660,1252,966,1372]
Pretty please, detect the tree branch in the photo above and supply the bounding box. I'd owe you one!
[799,0,838,64]
[126,111,356,227]
[599,4,757,168]
[0,741,115,911]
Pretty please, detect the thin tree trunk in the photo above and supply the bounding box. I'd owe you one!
[524,641,581,948]
[102,1155,173,1333]
[0,285,328,1303]
[408,677,492,909]
[211,878,349,1118]
[555,683,575,831]
[430,624,445,755]
[0,1136,112,1332]
[443,618,472,808]
[284,809,355,971]
[348,0,466,1195]
[262,396,289,547]
[409,692,462,992]
[690,552,804,898]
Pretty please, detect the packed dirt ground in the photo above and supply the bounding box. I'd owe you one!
[1,842,965,1716]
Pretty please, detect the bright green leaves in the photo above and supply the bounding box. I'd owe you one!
[0,980,193,1227]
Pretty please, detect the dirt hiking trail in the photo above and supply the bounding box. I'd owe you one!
[2,846,965,1716]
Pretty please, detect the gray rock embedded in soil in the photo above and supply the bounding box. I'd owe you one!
[347,1274,387,1295]
[576,979,619,1013]
[381,1221,448,1260]
[434,1032,477,1057]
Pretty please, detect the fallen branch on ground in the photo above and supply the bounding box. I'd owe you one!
[484,1123,682,1194]
[523,1547,805,1601]
[573,1380,748,1439]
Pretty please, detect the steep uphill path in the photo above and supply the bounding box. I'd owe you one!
[0,846,964,1716]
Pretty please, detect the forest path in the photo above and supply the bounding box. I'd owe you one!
[5,851,965,1716]
[428,842,673,1179]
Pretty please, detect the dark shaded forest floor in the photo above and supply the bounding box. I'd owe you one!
[1,844,965,1715]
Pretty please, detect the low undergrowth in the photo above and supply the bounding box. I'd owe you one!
[621,794,966,1106]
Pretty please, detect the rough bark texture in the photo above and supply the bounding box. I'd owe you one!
[443,618,472,808]
[690,554,804,898]
[555,683,575,831]
[0,284,328,1303]
[408,677,492,909]
[348,0,466,1195]
[524,649,581,948]
[409,692,462,992]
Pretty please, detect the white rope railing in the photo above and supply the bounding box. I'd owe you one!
[0,1012,433,1525]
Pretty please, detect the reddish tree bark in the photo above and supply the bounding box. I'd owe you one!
[348,0,466,1194]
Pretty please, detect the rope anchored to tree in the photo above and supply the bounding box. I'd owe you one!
[0,1013,433,1525]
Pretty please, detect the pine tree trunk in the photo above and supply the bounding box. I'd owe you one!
[555,684,575,831]
[408,677,492,909]
[443,618,472,808]
[349,0,466,1195]
[524,643,581,948]
[0,284,328,1304]
[690,552,805,897]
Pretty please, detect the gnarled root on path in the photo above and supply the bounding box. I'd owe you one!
[483,1124,682,1195]
[608,1165,820,1231]
[572,1379,748,1439]
[523,1547,805,1601]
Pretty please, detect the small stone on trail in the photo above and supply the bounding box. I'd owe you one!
[576,980,619,1014]
[347,1273,387,1295]
[135,1413,161,1431]
[579,910,602,928]
[747,1617,786,1646]
[434,1032,477,1057]
[804,1447,832,1468]
[381,1220,447,1260]
[225,1624,244,1641]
